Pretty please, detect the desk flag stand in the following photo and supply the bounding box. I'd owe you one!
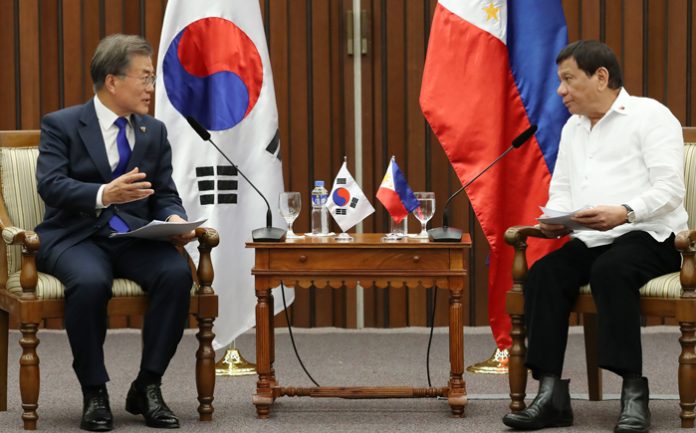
[215,341,256,376]
[466,347,509,374]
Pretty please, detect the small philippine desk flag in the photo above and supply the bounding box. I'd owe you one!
[376,156,419,223]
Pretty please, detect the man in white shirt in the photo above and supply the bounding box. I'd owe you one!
[502,40,686,433]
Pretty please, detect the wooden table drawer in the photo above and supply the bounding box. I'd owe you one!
[268,249,450,271]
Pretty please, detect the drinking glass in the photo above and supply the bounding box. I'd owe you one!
[412,192,435,239]
[279,192,303,239]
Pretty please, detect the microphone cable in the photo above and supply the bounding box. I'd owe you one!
[282,281,437,388]
[280,282,321,387]
[425,286,438,387]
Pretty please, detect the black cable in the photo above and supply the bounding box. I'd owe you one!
[281,282,321,387]
[425,286,438,387]
[282,280,436,388]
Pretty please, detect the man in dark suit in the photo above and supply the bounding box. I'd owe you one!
[36,34,194,431]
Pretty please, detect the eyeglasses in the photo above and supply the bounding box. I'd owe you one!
[119,74,157,87]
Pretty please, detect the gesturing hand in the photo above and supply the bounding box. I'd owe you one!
[102,168,154,206]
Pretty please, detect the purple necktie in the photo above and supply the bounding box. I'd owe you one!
[108,117,131,233]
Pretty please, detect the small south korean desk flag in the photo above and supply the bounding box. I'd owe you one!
[326,160,375,232]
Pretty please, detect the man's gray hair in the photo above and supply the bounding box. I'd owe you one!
[90,34,152,91]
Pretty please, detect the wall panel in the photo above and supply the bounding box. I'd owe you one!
[623,2,645,95]
[62,0,84,107]
[691,1,695,125]
[666,0,688,124]
[40,0,61,115]
[18,0,40,130]
[646,0,667,101]
[0,0,17,130]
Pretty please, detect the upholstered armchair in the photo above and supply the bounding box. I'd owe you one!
[505,127,696,428]
[0,130,219,430]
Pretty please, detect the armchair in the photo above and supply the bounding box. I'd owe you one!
[0,130,219,430]
[505,127,696,428]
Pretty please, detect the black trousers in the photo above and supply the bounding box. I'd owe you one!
[47,236,192,387]
[524,231,680,379]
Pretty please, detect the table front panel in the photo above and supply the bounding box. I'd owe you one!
[268,248,451,272]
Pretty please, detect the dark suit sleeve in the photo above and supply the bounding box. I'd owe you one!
[148,122,188,222]
[36,113,102,213]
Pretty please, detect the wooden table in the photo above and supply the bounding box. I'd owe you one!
[248,233,471,418]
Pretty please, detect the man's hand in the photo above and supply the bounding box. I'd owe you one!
[539,222,571,238]
[571,205,627,231]
[102,168,154,206]
[167,214,196,246]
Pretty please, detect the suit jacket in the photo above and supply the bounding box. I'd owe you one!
[35,99,187,273]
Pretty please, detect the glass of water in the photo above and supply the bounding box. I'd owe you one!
[279,191,303,239]
[412,192,435,239]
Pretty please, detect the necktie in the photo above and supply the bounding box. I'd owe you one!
[108,117,132,233]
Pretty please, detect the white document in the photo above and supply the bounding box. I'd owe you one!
[537,206,594,231]
[110,218,207,240]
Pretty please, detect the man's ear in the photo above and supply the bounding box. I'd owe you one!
[594,67,609,91]
[103,74,118,94]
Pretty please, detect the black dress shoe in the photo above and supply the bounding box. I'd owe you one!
[502,375,573,430]
[125,382,180,429]
[81,387,113,432]
[615,377,650,433]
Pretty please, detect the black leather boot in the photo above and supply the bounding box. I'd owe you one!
[502,375,573,430]
[614,376,650,433]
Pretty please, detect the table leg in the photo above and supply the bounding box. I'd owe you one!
[269,290,276,387]
[253,287,274,418]
[447,286,467,417]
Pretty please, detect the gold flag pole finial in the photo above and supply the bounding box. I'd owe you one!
[214,341,257,376]
[466,347,510,374]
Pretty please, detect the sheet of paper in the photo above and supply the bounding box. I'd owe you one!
[109,218,207,240]
[537,206,594,231]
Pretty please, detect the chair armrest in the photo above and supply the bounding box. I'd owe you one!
[675,229,696,298]
[504,225,549,246]
[2,226,39,248]
[1,226,39,300]
[504,225,553,294]
[194,227,219,296]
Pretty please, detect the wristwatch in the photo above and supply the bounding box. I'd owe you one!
[621,204,636,223]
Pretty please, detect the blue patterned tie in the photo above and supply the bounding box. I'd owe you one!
[108,117,132,233]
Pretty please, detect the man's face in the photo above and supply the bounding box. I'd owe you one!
[556,57,601,117]
[110,55,154,116]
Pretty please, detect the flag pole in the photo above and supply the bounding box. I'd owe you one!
[335,155,354,242]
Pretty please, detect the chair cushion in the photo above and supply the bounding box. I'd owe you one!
[6,271,198,300]
[0,147,44,274]
[579,271,681,298]
[6,272,145,299]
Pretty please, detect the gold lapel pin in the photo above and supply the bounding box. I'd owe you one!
[139,126,147,133]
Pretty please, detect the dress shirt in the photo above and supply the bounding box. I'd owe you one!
[546,88,688,247]
[93,94,135,208]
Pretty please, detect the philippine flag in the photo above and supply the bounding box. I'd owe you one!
[156,0,290,350]
[376,157,419,224]
[420,0,569,349]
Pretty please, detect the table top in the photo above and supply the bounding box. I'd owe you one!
[247,233,472,249]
